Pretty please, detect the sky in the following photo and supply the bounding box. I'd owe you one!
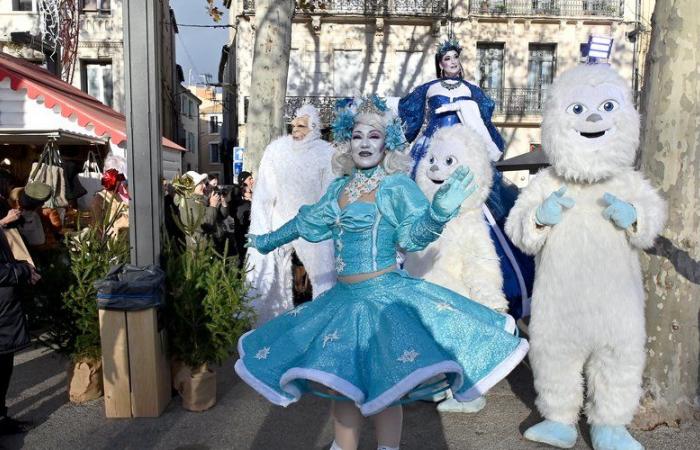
[170,0,231,86]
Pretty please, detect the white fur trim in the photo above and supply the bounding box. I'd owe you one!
[360,361,464,416]
[454,338,529,402]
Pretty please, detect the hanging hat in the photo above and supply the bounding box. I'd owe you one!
[184,170,208,187]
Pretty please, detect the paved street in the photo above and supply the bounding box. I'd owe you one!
[2,345,698,450]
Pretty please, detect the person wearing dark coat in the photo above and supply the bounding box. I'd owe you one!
[0,227,38,435]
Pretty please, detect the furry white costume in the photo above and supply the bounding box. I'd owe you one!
[405,125,507,312]
[505,65,666,450]
[247,105,336,325]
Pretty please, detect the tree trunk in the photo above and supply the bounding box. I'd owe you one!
[635,0,700,430]
[244,0,294,175]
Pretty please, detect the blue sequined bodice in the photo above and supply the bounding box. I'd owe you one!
[424,95,472,138]
[256,173,449,277]
[330,199,398,276]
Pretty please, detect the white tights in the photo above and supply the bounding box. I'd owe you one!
[331,401,402,450]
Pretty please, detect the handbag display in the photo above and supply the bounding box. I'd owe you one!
[77,151,104,210]
[28,140,69,208]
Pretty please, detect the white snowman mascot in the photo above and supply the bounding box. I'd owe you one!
[505,64,666,450]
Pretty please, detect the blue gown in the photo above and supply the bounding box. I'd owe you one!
[235,172,529,416]
[399,79,535,318]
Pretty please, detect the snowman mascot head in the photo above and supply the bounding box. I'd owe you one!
[541,64,639,184]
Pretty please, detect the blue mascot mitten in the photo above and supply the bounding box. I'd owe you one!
[602,193,637,229]
[431,166,478,220]
[535,186,575,226]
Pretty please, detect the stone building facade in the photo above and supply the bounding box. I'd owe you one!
[227,0,654,185]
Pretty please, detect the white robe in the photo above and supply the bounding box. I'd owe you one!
[247,135,337,325]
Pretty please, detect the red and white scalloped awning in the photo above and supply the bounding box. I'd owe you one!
[0,52,185,152]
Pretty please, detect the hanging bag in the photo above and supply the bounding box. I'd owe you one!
[28,140,69,208]
[77,150,104,210]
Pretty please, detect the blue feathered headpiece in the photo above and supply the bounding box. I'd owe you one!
[331,95,407,152]
[437,38,462,58]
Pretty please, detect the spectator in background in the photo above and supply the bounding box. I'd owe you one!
[177,171,230,251]
[91,169,129,240]
[233,171,253,266]
[0,226,40,435]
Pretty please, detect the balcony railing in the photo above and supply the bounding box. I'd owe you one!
[242,0,447,16]
[244,96,346,126]
[484,87,549,115]
[244,90,546,129]
[469,0,623,18]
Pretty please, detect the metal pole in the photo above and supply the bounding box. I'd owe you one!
[123,0,163,266]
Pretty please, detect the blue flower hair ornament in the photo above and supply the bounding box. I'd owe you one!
[437,38,462,58]
[331,95,407,152]
[385,118,408,152]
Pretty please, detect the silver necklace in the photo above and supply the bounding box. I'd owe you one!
[343,166,386,204]
[440,79,461,90]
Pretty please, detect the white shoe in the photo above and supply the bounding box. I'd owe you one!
[437,396,487,413]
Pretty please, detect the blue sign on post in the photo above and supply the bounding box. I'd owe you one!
[233,147,244,181]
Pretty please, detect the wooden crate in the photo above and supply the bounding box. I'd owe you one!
[99,308,171,418]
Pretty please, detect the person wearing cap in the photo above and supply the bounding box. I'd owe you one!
[178,171,226,248]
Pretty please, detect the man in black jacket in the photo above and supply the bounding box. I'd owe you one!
[0,228,40,435]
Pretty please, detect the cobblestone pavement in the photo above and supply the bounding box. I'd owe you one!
[2,345,698,450]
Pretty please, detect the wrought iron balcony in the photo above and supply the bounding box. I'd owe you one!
[484,87,549,115]
[242,0,447,16]
[469,0,623,18]
[244,96,346,126]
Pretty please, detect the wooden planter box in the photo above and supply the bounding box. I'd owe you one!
[99,308,171,417]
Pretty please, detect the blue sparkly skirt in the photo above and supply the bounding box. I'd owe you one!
[234,270,528,416]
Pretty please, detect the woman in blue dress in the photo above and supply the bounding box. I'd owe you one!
[399,39,534,320]
[237,96,528,450]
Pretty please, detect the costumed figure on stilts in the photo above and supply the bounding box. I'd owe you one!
[505,64,666,450]
[236,95,529,450]
[398,37,535,413]
[246,104,336,325]
[398,38,534,322]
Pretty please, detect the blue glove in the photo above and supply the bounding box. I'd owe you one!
[244,233,264,252]
[535,186,575,226]
[602,193,637,229]
[431,166,478,221]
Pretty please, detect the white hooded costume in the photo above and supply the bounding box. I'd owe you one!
[404,125,507,312]
[505,65,666,449]
[247,105,336,325]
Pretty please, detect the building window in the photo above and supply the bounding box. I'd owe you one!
[476,43,505,91]
[209,143,221,163]
[80,0,111,13]
[188,100,194,118]
[527,44,556,89]
[187,132,195,152]
[12,0,33,11]
[81,60,113,108]
[209,116,219,134]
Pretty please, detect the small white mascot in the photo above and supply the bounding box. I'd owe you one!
[247,104,337,325]
[404,124,508,413]
[406,124,507,311]
[505,64,666,450]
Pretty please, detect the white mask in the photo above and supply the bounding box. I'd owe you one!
[350,123,386,169]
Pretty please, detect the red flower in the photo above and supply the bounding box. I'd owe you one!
[102,168,125,191]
